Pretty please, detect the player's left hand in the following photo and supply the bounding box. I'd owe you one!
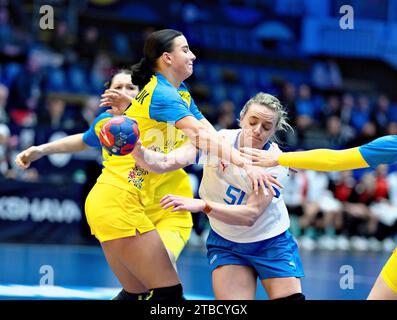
[99,89,132,114]
[160,195,205,213]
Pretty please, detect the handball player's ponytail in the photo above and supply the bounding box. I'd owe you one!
[130,29,183,87]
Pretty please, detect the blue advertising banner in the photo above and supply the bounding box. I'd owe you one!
[0,177,96,245]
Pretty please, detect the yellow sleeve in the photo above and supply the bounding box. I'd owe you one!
[278,147,369,172]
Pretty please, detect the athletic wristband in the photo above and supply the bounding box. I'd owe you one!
[203,202,212,214]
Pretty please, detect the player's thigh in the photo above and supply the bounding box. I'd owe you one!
[212,265,257,300]
[369,248,397,299]
[101,229,180,289]
[261,277,302,300]
[368,274,397,300]
[101,243,147,293]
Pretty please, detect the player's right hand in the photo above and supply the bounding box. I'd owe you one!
[243,165,284,196]
[15,146,44,169]
[99,89,132,115]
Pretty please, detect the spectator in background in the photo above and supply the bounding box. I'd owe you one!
[295,84,316,144]
[324,116,354,149]
[281,169,309,245]
[327,60,343,89]
[386,122,397,135]
[80,96,101,131]
[39,97,75,130]
[0,122,10,175]
[49,19,76,62]
[6,51,47,126]
[320,95,340,125]
[311,61,329,89]
[348,121,377,147]
[374,164,389,202]
[214,100,238,130]
[0,83,9,123]
[339,93,355,126]
[91,51,112,91]
[299,170,342,250]
[296,84,315,121]
[330,170,373,248]
[387,167,397,202]
[0,4,29,59]
[280,82,296,122]
[78,26,106,65]
[311,59,342,90]
[371,94,394,135]
[0,121,37,181]
[350,95,372,133]
[279,82,299,147]
[370,168,397,250]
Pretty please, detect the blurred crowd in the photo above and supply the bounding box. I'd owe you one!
[1,0,397,250]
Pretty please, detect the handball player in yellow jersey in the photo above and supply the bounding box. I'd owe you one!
[16,69,195,300]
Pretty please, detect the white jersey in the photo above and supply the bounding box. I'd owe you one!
[198,129,290,243]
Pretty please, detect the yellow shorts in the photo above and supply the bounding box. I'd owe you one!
[85,180,193,260]
[85,183,155,243]
[381,247,397,293]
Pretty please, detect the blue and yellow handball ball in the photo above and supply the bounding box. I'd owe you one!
[99,116,140,155]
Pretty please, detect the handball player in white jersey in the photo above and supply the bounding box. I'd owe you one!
[132,92,305,300]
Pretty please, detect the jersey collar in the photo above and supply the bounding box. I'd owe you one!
[155,72,185,91]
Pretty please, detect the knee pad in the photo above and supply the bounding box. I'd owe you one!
[146,284,184,301]
[272,293,305,300]
[112,289,148,300]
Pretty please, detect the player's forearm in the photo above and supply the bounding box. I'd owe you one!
[132,147,168,173]
[133,145,194,174]
[278,147,369,171]
[177,117,248,168]
[39,133,87,155]
[206,200,261,227]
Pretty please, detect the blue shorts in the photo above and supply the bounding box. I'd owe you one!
[206,229,304,280]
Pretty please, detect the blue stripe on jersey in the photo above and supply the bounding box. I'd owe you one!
[263,142,271,150]
[358,135,397,167]
[83,112,112,148]
[149,73,204,123]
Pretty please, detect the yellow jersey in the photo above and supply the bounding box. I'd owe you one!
[84,72,204,200]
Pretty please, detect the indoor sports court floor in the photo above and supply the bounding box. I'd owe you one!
[0,242,391,300]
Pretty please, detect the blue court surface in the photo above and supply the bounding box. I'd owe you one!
[0,242,391,300]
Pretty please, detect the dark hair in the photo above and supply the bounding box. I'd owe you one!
[104,68,133,89]
[130,29,183,87]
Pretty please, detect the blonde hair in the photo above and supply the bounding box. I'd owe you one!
[239,92,293,138]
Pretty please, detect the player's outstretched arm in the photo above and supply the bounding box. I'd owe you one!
[241,146,368,172]
[131,141,197,174]
[15,133,87,169]
[160,191,272,227]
